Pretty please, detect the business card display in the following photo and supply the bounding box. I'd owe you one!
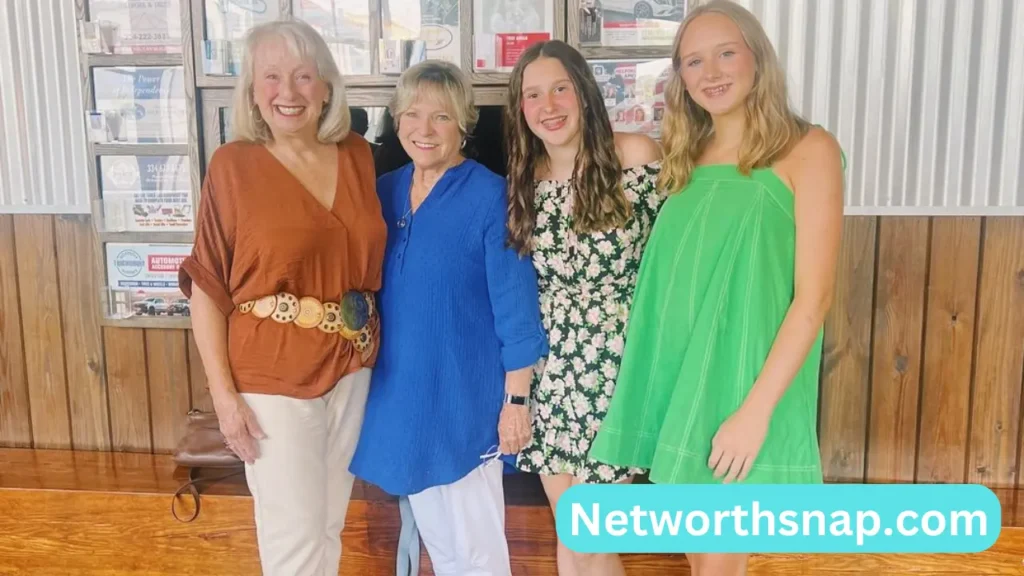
[100,155,193,232]
[92,66,187,143]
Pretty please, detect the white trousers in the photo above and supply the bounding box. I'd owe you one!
[407,460,511,576]
[241,368,371,576]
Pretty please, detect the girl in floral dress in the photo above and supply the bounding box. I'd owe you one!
[504,40,663,576]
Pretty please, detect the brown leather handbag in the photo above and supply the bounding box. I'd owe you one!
[171,409,245,522]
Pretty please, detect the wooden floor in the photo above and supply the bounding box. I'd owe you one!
[0,449,1022,575]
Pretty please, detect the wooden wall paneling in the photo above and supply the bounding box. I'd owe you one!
[818,216,877,482]
[0,215,32,447]
[145,330,191,453]
[13,215,72,449]
[866,217,930,483]
[187,331,213,413]
[970,218,1024,488]
[915,217,981,483]
[55,215,111,451]
[103,327,152,452]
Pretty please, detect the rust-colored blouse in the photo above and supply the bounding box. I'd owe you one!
[179,133,386,399]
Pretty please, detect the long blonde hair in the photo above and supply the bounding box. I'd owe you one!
[659,0,810,193]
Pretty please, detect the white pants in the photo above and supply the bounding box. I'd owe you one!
[407,460,511,576]
[241,368,371,576]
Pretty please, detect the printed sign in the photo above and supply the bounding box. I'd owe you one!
[591,58,673,138]
[202,0,280,75]
[105,242,192,318]
[85,0,183,54]
[295,0,372,75]
[92,66,187,143]
[579,1,684,47]
[474,0,554,72]
[100,155,193,232]
[383,0,461,67]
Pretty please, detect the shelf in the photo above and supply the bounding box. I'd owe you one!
[93,143,190,156]
[86,53,184,67]
[99,231,194,244]
[579,46,676,60]
[100,315,192,329]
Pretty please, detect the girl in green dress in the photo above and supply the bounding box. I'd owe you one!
[504,40,663,576]
[589,2,845,574]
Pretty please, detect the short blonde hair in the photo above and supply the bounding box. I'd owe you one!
[230,20,350,144]
[391,60,478,137]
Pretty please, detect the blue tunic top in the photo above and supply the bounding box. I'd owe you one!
[349,159,549,496]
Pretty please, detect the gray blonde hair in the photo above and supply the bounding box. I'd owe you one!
[230,20,351,144]
[391,60,478,137]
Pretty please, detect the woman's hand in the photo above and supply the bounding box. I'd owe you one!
[708,403,772,483]
[498,404,531,455]
[213,389,266,464]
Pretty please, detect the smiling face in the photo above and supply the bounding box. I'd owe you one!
[251,36,330,140]
[396,90,463,172]
[677,12,756,118]
[520,56,582,149]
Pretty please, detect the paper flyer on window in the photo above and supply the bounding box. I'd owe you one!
[473,0,554,72]
[92,66,188,144]
[579,0,683,47]
[590,59,673,139]
[105,243,193,318]
[294,0,372,75]
[100,155,193,232]
[382,0,461,68]
[84,0,183,54]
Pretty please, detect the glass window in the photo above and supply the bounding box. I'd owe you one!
[202,0,281,76]
[473,0,555,72]
[580,1,684,47]
[99,155,194,233]
[294,0,373,76]
[381,0,461,71]
[92,66,188,144]
[590,58,673,139]
[84,0,183,54]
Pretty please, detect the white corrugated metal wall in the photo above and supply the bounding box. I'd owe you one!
[732,0,1024,214]
[0,0,91,213]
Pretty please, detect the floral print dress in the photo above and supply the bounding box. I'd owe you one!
[516,162,663,483]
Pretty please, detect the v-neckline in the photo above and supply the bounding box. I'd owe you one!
[261,143,342,218]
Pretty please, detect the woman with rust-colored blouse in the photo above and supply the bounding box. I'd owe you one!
[177,20,385,576]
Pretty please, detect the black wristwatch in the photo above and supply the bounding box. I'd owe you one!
[504,393,529,407]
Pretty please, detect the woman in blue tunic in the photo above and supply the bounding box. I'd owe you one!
[348,60,549,576]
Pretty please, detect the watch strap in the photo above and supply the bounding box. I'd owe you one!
[504,393,529,406]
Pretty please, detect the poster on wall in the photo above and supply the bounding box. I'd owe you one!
[92,66,188,143]
[203,0,281,75]
[294,0,372,75]
[579,0,683,47]
[105,243,192,318]
[590,58,672,138]
[100,155,193,232]
[382,0,461,71]
[473,0,555,72]
[83,0,183,54]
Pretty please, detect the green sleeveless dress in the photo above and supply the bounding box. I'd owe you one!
[588,164,823,484]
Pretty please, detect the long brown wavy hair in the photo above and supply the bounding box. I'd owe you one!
[504,40,629,254]
[659,0,810,194]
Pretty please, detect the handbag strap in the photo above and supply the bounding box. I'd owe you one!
[171,466,245,523]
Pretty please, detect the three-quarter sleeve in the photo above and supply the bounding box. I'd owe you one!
[482,188,550,371]
[178,173,236,316]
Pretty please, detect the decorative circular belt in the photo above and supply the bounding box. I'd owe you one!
[238,290,377,354]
